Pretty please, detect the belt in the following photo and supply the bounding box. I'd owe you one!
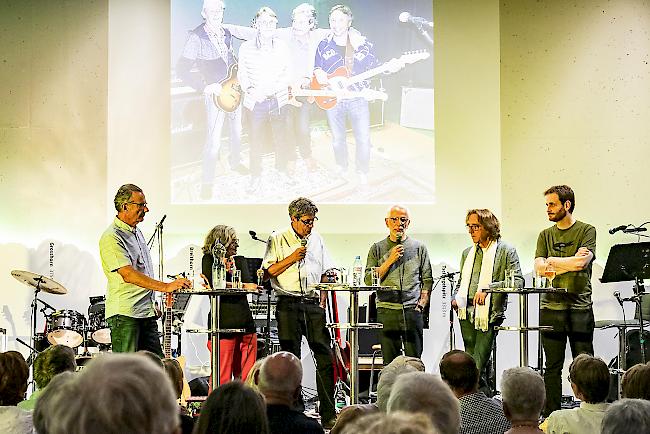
[278,295,319,305]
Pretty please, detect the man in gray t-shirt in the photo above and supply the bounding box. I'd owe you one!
[365,205,433,365]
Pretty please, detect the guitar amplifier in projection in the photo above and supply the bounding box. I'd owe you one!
[400,87,434,130]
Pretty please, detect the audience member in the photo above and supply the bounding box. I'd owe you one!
[0,351,33,434]
[376,355,425,411]
[621,362,650,400]
[387,371,460,434]
[34,353,180,434]
[340,411,439,434]
[193,380,269,434]
[330,403,379,434]
[245,356,267,393]
[540,353,609,433]
[18,344,76,410]
[500,367,545,434]
[440,350,510,434]
[163,358,195,434]
[137,349,164,367]
[33,371,76,434]
[600,398,650,434]
[257,351,324,434]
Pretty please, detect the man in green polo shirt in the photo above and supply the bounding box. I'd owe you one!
[534,184,596,416]
[99,184,191,356]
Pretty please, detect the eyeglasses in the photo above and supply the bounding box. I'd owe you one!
[127,201,147,208]
[388,217,409,224]
[299,217,318,226]
[466,224,481,232]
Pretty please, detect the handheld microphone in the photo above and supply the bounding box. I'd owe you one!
[609,224,630,235]
[399,12,433,28]
[396,232,403,244]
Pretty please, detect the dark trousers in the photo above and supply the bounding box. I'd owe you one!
[377,307,424,366]
[276,296,335,422]
[107,315,162,357]
[248,99,291,176]
[540,308,595,416]
[286,102,312,159]
[459,317,501,394]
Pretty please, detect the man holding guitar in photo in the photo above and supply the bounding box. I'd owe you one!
[238,6,293,193]
[176,0,248,200]
[313,4,401,185]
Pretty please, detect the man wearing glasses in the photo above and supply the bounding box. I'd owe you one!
[99,184,191,355]
[452,209,523,395]
[364,205,433,365]
[262,197,336,428]
[534,185,596,416]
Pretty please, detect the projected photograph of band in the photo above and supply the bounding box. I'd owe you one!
[170,0,434,204]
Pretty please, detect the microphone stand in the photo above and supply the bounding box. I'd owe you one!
[148,216,167,316]
[414,22,433,46]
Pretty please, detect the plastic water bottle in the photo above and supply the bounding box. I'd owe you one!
[212,242,227,289]
[352,255,363,287]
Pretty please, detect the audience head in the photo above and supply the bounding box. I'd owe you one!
[137,350,164,367]
[601,398,650,434]
[33,345,77,389]
[194,380,269,434]
[245,356,266,392]
[376,355,424,411]
[162,358,184,400]
[341,411,438,434]
[621,362,650,400]
[35,354,179,434]
[33,371,76,434]
[500,367,545,423]
[567,353,609,403]
[257,351,302,404]
[439,350,479,398]
[387,371,460,434]
[330,404,379,434]
[0,350,29,406]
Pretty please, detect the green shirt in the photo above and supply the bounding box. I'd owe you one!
[99,217,156,319]
[535,220,597,310]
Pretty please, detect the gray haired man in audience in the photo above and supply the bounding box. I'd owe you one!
[257,351,324,434]
[439,350,510,434]
[500,367,545,434]
[601,398,650,434]
[387,371,461,434]
[33,354,180,434]
[540,353,609,433]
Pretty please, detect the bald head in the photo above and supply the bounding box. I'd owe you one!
[386,205,410,219]
[258,351,302,397]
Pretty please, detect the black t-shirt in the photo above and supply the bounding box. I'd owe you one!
[267,404,324,434]
[202,253,256,334]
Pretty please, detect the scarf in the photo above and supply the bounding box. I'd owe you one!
[455,240,497,331]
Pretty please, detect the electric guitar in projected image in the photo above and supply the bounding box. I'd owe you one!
[276,86,388,109]
[213,63,242,113]
[310,50,430,110]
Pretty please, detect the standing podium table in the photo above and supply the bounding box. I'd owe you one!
[310,283,395,404]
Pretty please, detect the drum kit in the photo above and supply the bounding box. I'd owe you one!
[11,270,111,364]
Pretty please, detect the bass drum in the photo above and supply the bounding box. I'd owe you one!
[47,310,85,347]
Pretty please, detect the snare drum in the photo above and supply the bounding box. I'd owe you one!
[47,310,85,347]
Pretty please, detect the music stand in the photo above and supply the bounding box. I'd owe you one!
[601,242,650,363]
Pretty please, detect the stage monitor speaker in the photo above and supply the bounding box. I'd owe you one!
[400,86,434,130]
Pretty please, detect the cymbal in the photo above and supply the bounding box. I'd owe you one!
[11,270,67,295]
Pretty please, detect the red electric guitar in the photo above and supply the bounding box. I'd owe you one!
[310,50,430,110]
